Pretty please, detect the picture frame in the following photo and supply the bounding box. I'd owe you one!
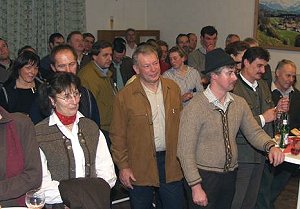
[254,0,300,51]
[97,30,160,44]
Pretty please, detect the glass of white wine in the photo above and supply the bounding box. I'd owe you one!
[25,189,45,209]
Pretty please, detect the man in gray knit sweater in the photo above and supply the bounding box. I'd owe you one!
[177,48,284,209]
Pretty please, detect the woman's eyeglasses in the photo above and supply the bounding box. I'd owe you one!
[56,90,81,101]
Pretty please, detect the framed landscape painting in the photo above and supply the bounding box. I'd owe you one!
[254,0,300,50]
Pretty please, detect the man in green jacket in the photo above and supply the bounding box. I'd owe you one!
[78,40,117,143]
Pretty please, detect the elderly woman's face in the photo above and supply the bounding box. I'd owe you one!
[53,84,80,116]
[19,63,38,83]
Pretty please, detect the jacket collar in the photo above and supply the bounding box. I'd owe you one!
[237,73,259,92]
[131,76,171,97]
[271,81,294,97]
[91,61,113,78]
[239,73,258,91]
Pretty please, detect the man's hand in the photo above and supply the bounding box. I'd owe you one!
[182,92,193,103]
[191,183,208,206]
[201,77,209,86]
[262,108,276,123]
[276,97,290,113]
[119,168,136,189]
[206,44,215,52]
[268,147,285,166]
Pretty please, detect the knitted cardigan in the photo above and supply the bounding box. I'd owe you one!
[177,92,275,186]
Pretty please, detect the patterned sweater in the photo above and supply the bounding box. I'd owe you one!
[177,92,275,186]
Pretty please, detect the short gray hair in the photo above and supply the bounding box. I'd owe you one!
[132,44,158,66]
[275,59,296,73]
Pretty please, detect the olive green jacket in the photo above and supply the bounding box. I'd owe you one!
[78,61,117,131]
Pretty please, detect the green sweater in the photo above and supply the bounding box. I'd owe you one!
[177,92,275,186]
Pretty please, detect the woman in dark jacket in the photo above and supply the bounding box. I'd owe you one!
[0,50,43,115]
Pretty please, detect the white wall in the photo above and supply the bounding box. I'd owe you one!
[85,0,147,36]
[147,0,254,49]
[85,0,300,87]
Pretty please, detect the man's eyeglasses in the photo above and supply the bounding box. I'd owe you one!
[56,90,81,101]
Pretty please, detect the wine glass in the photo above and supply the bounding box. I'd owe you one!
[25,189,45,209]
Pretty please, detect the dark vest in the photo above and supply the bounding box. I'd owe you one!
[35,117,99,181]
[233,75,274,163]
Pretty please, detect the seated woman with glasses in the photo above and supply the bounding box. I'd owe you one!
[35,72,116,209]
[0,50,43,115]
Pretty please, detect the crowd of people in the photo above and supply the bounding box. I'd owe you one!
[0,26,299,209]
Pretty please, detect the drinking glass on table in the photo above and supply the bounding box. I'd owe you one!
[25,189,45,209]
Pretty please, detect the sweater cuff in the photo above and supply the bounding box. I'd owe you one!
[187,177,202,187]
[264,140,276,153]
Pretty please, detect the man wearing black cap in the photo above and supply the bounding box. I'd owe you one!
[177,48,284,209]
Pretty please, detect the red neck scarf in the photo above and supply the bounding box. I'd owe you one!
[55,110,76,125]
